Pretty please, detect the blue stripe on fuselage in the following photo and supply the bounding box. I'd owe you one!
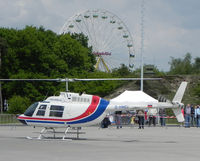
[67,98,109,124]
[26,120,65,124]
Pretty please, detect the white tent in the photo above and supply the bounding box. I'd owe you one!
[110,90,158,107]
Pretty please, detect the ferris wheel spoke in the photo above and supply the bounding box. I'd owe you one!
[90,16,101,52]
[103,32,122,52]
[100,31,115,52]
[80,14,99,51]
[73,21,86,34]
[109,37,128,51]
[99,25,116,50]
[100,21,117,46]
[92,12,104,51]
[97,16,111,50]
[83,17,99,51]
[92,14,107,52]
[102,27,122,51]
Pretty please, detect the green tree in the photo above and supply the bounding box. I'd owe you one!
[8,95,30,114]
[112,64,131,77]
[0,26,97,104]
[53,34,95,74]
[0,37,8,113]
[168,53,193,74]
[193,57,200,74]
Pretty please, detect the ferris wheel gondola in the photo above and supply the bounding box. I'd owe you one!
[60,9,135,72]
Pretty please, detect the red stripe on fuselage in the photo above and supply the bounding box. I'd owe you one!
[18,95,100,122]
[66,95,100,121]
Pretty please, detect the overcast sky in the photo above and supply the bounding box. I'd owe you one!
[0,0,200,71]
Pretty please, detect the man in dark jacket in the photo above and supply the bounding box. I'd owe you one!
[137,110,145,129]
[191,105,195,127]
[159,108,166,127]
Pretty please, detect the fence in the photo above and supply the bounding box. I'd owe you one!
[0,114,20,125]
[111,114,182,126]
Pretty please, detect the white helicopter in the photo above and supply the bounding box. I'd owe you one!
[0,78,187,139]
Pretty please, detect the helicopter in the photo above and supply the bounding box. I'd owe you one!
[0,78,187,139]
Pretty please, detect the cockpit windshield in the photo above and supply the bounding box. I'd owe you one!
[24,102,39,116]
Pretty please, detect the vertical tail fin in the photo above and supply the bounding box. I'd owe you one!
[172,81,188,103]
[172,81,188,122]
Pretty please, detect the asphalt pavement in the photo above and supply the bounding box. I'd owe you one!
[0,125,200,161]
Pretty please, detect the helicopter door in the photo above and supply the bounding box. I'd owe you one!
[49,105,64,118]
[36,105,47,116]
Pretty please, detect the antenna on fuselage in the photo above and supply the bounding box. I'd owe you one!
[43,91,49,101]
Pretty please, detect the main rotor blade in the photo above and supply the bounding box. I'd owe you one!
[73,78,162,81]
[0,79,62,82]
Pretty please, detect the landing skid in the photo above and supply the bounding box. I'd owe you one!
[38,127,56,139]
[27,127,85,140]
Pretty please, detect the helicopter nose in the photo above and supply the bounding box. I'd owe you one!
[17,114,27,125]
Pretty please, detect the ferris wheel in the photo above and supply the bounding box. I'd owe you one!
[59,9,135,72]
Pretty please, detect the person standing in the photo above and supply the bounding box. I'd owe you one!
[144,109,148,125]
[194,105,197,126]
[184,104,191,128]
[137,110,145,129]
[195,105,200,128]
[148,108,157,127]
[115,112,122,129]
[159,108,166,127]
[181,107,185,117]
[191,104,195,127]
[181,106,185,127]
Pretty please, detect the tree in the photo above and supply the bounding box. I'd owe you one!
[0,37,7,113]
[0,26,99,106]
[168,53,193,74]
[8,95,30,114]
[193,57,200,74]
[112,64,131,77]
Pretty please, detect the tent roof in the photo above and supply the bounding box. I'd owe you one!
[110,90,158,103]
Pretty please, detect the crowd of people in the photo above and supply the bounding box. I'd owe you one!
[110,104,200,129]
[136,108,166,129]
[183,104,200,128]
[111,109,165,129]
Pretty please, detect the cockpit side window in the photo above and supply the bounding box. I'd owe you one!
[49,105,64,117]
[36,105,47,116]
[24,102,39,117]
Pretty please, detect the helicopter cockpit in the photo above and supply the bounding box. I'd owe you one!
[23,101,65,117]
[18,101,66,125]
[24,102,39,117]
